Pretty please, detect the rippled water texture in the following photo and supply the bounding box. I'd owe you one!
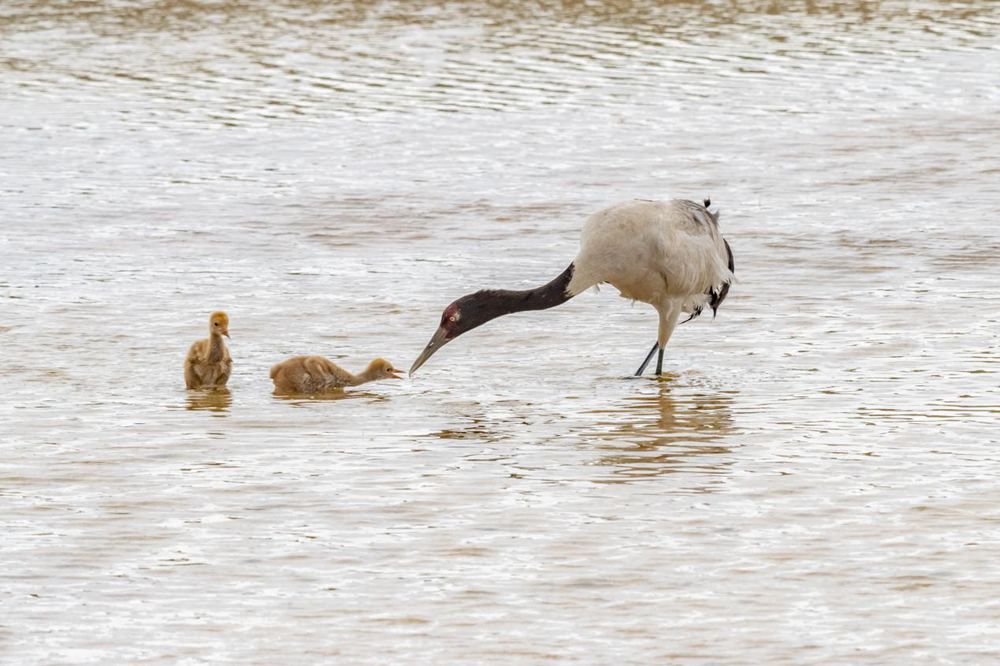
[2,1,999,663]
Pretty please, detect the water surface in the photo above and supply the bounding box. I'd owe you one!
[2,1,999,663]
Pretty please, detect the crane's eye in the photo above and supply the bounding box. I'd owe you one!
[449,315,458,323]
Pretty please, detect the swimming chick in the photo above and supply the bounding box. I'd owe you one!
[270,356,402,393]
[184,311,232,389]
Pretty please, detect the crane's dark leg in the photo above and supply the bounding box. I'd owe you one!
[655,347,664,375]
[634,342,659,376]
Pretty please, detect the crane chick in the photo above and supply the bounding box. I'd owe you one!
[270,355,402,394]
[184,311,232,389]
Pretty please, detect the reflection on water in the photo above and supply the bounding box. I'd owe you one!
[581,378,737,484]
[272,388,388,403]
[185,387,232,413]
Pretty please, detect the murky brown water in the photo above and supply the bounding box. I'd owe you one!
[2,1,1000,663]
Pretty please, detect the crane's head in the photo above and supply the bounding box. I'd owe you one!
[209,311,230,338]
[409,292,500,375]
[365,358,404,381]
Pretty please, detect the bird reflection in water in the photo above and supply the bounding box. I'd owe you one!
[185,387,232,414]
[271,388,388,404]
[584,376,737,485]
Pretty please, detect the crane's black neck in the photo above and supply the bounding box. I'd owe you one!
[483,262,575,314]
[449,263,576,337]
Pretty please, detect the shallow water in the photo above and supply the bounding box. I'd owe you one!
[2,1,1000,663]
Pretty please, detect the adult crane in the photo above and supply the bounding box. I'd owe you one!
[409,198,734,376]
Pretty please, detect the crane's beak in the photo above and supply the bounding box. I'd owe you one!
[409,326,449,376]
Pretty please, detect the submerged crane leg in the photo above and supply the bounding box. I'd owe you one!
[634,342,659,376]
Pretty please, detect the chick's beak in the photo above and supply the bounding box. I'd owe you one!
[409,326,449,376]
[388,369,404,379]
[222,330,231,339]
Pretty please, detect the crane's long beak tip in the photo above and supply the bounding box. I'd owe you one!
[409,327,449,376]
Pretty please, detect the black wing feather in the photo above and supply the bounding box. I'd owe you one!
[709,238,735,317]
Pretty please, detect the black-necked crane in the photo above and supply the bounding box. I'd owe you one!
[409,198,734,377]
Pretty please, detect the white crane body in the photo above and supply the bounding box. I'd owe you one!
[568,199,734,350]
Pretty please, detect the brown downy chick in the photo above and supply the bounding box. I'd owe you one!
[184,311,232,389]
[270,355,401,394]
